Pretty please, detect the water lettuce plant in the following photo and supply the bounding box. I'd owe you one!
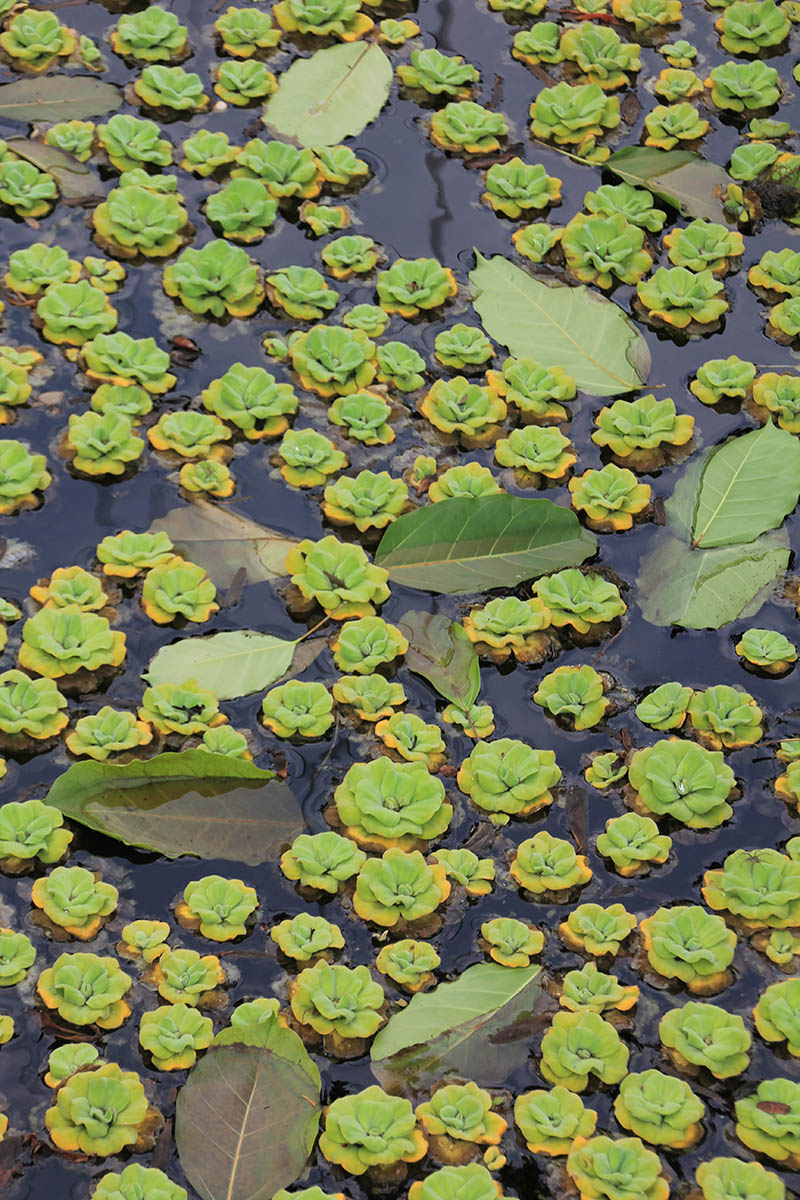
[377,257,457,317]
[430,101,509,155]
[0,439,50,513]
[559,902,637,957]
[754,979,800,1056]
[596,813,671,876]
[640,905,736,993]
[510,830,592,894]
[560,24,641,89]
[514,1086,597,1155]
[690,356,756,406]
[566,1135,669,1200]
[152,947,225,1005]
[716,0,789,53]
[323,469,408,531]
[273,0,374,38]
[540,1010,629,1090]
[288,961,384,1053]
[530,82,620,162]
[462,596,551,663]
[133,65,209,112]
[0,798,71,869]
[214,7,281,56]
[261,680,333,739]
[176,875,257,941]
[432,848,495,896]
[0,927,35,985]
[141,558,218,624]
[569,464,651,531]
[398,48,479,97]
[139,1003,214,1071]
[332,673,406,721]
[19,608,125,680]
[64,411,144,478]
[483,159,561,218]
[663,221,744,274]
[644,103,709,150]
[280,830,366,893]
[271,913,344,963]
[584,182,666,231]
[534,665,609,730]
[735,627,797,672]
[416,1081,506,1148]
[458,737,561,824]
[139,679,225,736]
[288,325,376,397]
[234,139,321,199]
[636,267,728,331]
[37,952,133,1028]
[119,919,170,965]
[734,1079,800,1164]
[163,240,263,318]
[328,391,393,445]
[560,962,639,1014]
[486,356,576,422]
[481,916,544,966]
[96,531,174,578]
[277,428,347,487]
[687,684,763,750]
[659,1000,751,1077]
[111,7,188,61]
[0,10,75,72]
[561,213,652,289]
[695,1160,787,1200]
[628,738,736,828]
[533,569,625,636]
[286,536,389,618]
[614,1069,704,1147]
[702,847,800,929]
[319,1085,426,1175]
[495,425,576,485]
[353,848,450,928]
[635,681,693,730]
[333,757,451,848]
[31,864,118,939]
[45,1062,152,1156]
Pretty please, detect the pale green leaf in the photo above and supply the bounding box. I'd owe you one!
[0,76,121,122]
[143,630,324,700]
[606,146,730,222]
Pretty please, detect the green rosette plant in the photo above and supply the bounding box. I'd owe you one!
[702,847,800,929]
[560,962,639,1014]
[280,830,366,894]
[319,1086,427,1175]
[735,627,797,673]
[214,59,277,106]
[584,182,667,231]
[662,40,697,66]
[663,223,743,279]
[94,1166,186,1200]
[560,903,637,957]
[749,249,800,297]
[512,221,563,263]
[288,325,376,397]
[0,672,69,745]
[730,142,779,181]
[585,752,628,790]
[696,1159,786,1200]
[277,429,347,487]
[163,240,263,318]
[20,607,125,680]
[96,531,174,579]
[654,68,704,101]
[612,0,682,28]
[458,737,561,824]
[342,304,388,336]
[31,865,117,939]
[530,83,620,162]
[753,927,800,968]
[640,905,736,994]
[214,7,281,56]
[37,952,132,1028]
[434,325,494,370]
[690,356,756,406]
[133,65,209,112]
[180,130,240,177]
[614,1069,704,1147]
[273,0,374,38]
[481,916,544,966]
[561,213,652,289]
[659,1001,751,1077]
[432,848,495,896]
[67,707,152,761]
[152,947,225,1005]
[377,257,457,318]
[139,1003,214,1070]
[379,17,419,44]
[138,679,225,736]
[119,919,170,965]
[353,848,450,928]
[462,595,551,664]
[430,101,508,155]
[333,674,407,721]
[754,979,800,1057]
[328,391,393,445]
[64,412,144,478]
[81,332,175,394]
[511,830,592,895]
[416,1080,506,1150]
[513,23,564,68]
[180,458,233,498]
[98,115,173,173]
[443,701,494,739]
[717,0,789,53]
[83,257,127,295]
[534,665,609,730]
[323,469,408,531]
[488,0,547,10]
[0,928,35,985]
[687,685,763,751]
[111,7,188,61]
[202,363,296,439]
[494,425,576,484]
[176,875,257,941]
[286,536,390,619]
[597,813,671,877]
[514,1087,597,1156]
[36,281,117,348]
[734,1079,800,1165]
[409,1166,505,1200]
[540,1010,629,1091]
[0,439,50,513]
[262,680,334,738]
[420,377,506,444]
[92,184,189,259]
[0,10,75,72]
[333,756,451,849]
[567,1135,669,1200]
[200,726,250,759]
[44,1042,101,1087]
[233,139,321,199]
[635,681,692,730]
[141,558,218,625]
[288,961,385,1054]
[5,244,81,297]
[0,159,57,217]
[560,23,640,89]
[644,103,709,150]
[45,1062,151,1156]
[487,356,575,423]
[591,395,694,469]
[629,738,735,828]
[0,798,71,870]
[376,939,440,992]
[270,913,345,963]
[265,265,338,321]
[148,412,230,461]
[331,617,407,674]
[0,355,31,419]
[228,997,280,1033]
[637,267,728,331]
[533,569,625,637]
[314,144,369,187]
[398,48,479,97]
[483,158,561,218]
[428,463,501,502]
[751,373,800,433]
[768,296,800,343]
[322,236,379,280]
[569,464,650,532]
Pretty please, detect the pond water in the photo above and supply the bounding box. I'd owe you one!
[0,1,799,1199]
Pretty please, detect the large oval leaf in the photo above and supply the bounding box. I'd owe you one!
[375,495,596,594]
[143,630,324,701]
[176,1041,320,1200]
[398,611,480,707]
[0,76,121,122]
[42,751,302,865]
[263,42,392,147]
[606,146,730,222]
[469,253,650,396]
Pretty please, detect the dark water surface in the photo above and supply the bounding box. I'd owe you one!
[0,0,799,1197]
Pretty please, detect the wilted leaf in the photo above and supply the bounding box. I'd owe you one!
[43,751,303,865]
[175,1042,320,1200]
[375,495,596,594]
[370,963,542,1095]
[469,253,650,396]
[263,42,392,147]
[6,138,102,204]
[149,500,297,591]
[606,146,730,222]
[398,611,480,707]
[143,630,324,701]
[638,530,790,630]
[0,76,121,122]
